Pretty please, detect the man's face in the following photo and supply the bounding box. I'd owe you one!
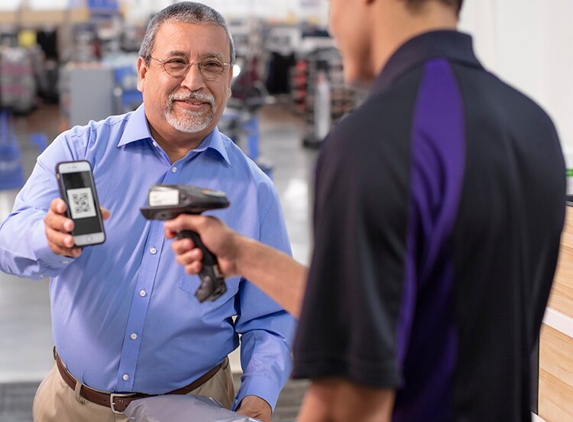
[137,21,233,141]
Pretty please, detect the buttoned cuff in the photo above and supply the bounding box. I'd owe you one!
[232,375,281,411]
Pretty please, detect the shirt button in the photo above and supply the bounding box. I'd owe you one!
[130,333,138,340]
[122,374,130,381]
[171,167,178,173]
[61,260,69,264]
[150,247,157,254]
[139,290,147,297]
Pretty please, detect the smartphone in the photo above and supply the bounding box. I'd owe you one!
[56,160,106,246]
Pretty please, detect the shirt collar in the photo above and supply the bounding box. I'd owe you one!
[117,104,231,166]
[370,30,482,96]
[191,126,231,166]
[117,104,152,146]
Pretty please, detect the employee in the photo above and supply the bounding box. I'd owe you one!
[166,0,566,420]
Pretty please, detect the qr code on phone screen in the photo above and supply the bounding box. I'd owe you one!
[67,187,97,219]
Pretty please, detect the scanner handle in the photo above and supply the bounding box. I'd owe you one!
[176,230,227,302]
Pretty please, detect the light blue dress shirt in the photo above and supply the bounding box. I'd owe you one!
[0,105,296,410]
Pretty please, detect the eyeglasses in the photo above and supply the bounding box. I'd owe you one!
[148,56,231,81]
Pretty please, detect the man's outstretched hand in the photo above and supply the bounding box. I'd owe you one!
[44,198,110,258]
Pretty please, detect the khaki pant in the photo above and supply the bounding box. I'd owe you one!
[32,358,235,422]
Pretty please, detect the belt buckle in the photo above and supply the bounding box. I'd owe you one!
[110,392,136,414]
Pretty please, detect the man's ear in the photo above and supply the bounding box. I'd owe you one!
[226,65,234,99]
[136,56,147,92]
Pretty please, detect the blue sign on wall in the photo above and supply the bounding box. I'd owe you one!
[87,0,119,19]
[87,0,119,12]
[88,0,119,17]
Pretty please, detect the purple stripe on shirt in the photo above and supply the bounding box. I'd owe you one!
[394,58,465,421]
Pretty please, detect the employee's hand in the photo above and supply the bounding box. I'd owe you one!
[44,198,110,258]
[164,214,241,278]
[236,395,272,422]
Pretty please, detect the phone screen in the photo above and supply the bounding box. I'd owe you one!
[57,161,105,246]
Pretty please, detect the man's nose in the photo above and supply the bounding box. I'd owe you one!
[181,63,206,90]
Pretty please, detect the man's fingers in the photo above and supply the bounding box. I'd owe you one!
[100,207,111,221]
[172,240,203,263]
[44,198,82,257]
[45,225,74,249]
[170,237,204,275]
[46,199,73,232]
[171,237,194,254]
[185,261,203,275]
[164,214,204,234]
[45,212,73,235]
[50,198,67,214]
[51,197,66,211]
[45,226,81,257]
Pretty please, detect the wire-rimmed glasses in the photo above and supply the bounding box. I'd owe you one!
[148,56,231,81]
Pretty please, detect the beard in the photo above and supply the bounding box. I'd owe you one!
[165,92,215,133]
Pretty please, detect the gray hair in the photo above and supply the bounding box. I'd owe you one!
[138,2,236,65]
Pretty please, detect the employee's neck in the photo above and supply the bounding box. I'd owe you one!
[371,2,459,77]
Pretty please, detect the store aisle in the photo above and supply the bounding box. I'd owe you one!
[0,103,315,421]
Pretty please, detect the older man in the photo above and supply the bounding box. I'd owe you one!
[0,3,295,422]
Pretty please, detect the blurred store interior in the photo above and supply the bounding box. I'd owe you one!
[1,1,573,421]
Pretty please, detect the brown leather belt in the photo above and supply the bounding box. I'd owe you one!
[55,352,223,413]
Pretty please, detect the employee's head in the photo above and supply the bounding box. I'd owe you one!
[137,2,235,143]
[328,0,463,88]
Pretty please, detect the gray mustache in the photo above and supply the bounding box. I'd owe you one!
[170,94,214,106]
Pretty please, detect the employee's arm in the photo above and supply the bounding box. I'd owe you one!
[298,378,395,422]
[164,214,307,318]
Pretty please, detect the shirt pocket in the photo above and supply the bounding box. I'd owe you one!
[178,272,239,304]
[178,273,202,296]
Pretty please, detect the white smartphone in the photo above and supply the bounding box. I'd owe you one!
[56,160,106,247]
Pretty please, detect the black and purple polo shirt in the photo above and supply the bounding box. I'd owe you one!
[292,30,565,421]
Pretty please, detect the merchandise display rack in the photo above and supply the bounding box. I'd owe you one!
[294,47,362,149]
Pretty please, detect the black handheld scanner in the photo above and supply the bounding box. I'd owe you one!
[140,184,230,302]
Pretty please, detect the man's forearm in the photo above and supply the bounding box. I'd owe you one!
[235,236,307,318]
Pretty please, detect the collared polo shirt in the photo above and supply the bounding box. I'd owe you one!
[293,30,565,421]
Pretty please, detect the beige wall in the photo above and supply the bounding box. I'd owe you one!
[460,0,573,173]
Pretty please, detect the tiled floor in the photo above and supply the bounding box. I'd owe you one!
[0,102,316,421]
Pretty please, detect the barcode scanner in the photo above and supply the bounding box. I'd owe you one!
[140,184,230,302]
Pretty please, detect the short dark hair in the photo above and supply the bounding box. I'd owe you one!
[406,0,464,14]
[138,2,236,66]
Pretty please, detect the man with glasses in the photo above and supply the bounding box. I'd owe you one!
[0,3,294,422]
